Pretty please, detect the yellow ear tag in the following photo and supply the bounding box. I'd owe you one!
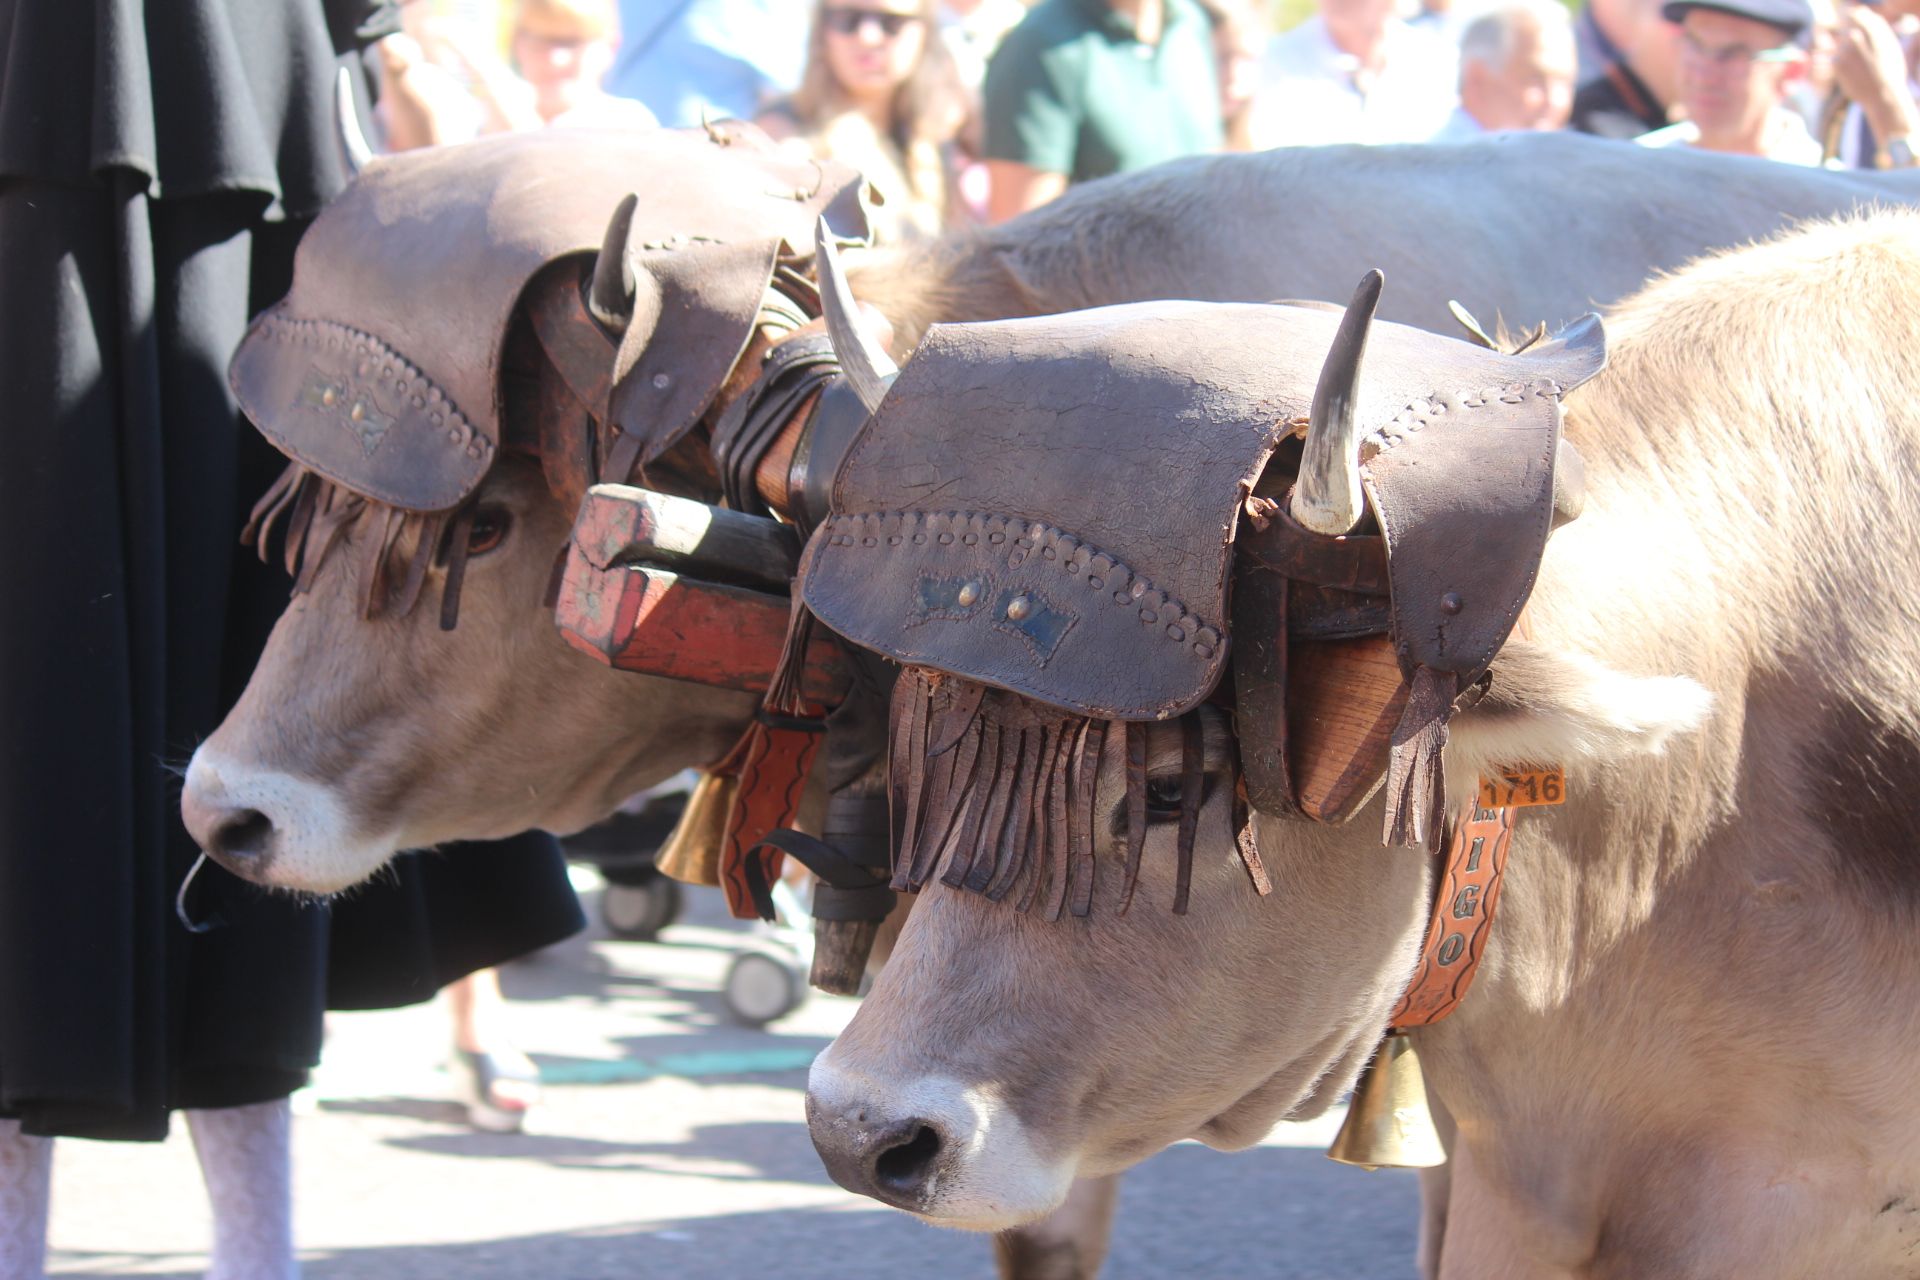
[1478,767,1566,809]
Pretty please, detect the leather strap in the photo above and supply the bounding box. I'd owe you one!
[711,334,841,516]
[1388,801,1515,1030]
[710,710,828,921]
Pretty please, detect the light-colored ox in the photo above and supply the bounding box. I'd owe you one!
[179,139,1920,1279]
[805,210,1920,1279]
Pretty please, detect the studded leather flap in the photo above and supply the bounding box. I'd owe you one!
[230,126,866,512]
[800,300,1604,721]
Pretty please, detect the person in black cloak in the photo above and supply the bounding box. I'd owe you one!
[0,2,585,1275]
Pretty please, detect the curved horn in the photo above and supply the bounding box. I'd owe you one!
[815,217,896,414]
[590,193,640,333]
[335,68,375,177]
[1291,270,1384,537]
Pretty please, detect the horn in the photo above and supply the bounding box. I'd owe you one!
[1291,270,1384,537]
[815,217,896,415]
[1325,1034,1447,1170]
[589,193,640,333]
[335,67,375,177]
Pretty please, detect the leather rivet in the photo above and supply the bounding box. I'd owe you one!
[349,402,365,421]
[1064,562,1080,574]
[1006,595,1032,621]
[382,366,393,377]
[321,387,338,407]
[863,537,877,547]
[957,582,981,606]
[1167,625,1185,642]
[1440,592,1464,615]
[412,396,425,408]
[1087,577,1103,590]
[1113,590,1130,604]
[938,532,954,544]
[1194,643,1215,659]
[431,414,443,426]
[888,535,902,545]
[989,533,1005,544]
[1042,547,1056,560]
[447,429,460,442]
[913,534,926,544]
[962,533,978,546]
[1139,609,1158,624]
[653,372,671,390]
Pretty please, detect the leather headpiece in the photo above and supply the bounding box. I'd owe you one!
[230,126,868,514]
[796,294,1606,915]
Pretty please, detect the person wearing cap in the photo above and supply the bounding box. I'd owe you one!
[1638,0,1823,161]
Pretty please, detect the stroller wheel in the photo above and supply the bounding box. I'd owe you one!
[599,876,683,941]
[723,948,808,1027]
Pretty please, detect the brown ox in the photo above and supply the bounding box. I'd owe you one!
[183,134,1920,894]
[802,210,1920,1278]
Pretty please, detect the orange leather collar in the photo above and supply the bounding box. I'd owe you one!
[1387,801,1516,1030]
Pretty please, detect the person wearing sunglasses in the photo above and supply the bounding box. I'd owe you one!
[756,0,972,240]
[1638,0,1824,159]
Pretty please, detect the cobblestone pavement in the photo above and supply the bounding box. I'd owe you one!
[48,872,1420,1279]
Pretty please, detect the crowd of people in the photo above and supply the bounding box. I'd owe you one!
[379,0,1919,239]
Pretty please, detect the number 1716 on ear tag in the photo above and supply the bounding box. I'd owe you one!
[1479,767,1566,809]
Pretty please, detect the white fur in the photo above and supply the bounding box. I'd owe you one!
[182,749,399,894]
[1446,646,1714,801]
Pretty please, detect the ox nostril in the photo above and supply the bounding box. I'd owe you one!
[872,1122,943,1198]
[209,809,275,864]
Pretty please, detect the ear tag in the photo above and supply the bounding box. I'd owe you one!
[1478,766,1566,809]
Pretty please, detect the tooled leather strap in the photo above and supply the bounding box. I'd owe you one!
[710,334,841,517]
[712,710,829,921]
[1387,801,1515,1030]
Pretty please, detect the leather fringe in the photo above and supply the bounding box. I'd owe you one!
[1382,664,1458,851]
[240,458,465,626]
[1174,715,1203,914]
[765,589,816,718]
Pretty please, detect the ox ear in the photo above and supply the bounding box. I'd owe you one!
[1447,641,1713,781]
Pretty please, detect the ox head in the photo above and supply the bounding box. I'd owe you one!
[181,128,869,893]
[797,277,1714,1227]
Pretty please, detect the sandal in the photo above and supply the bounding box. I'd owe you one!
[449,1046,543,1133]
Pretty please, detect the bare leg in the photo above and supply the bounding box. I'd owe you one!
[445,969,540,1130]
[0,1119,51,1280]
[185,1099,297,1280]
[992,1174,1121,1280]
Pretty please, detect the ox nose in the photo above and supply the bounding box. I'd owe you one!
[180,765,278,880]
[806,1095,949,1210]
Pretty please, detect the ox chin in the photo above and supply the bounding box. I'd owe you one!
[806,1055,1079,1231]
[180,750,400,895]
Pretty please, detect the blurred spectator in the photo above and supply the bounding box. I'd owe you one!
[1827,0,1920,165]
[1433,0,1577,136]
[1639,0,1821,160]
[982,0,1223,221]
[1410,0,1509,45]
[758,0,972,239]
[1574,0,1645,78]
[380,0,655,145]
[1247,0,1460,146]
[608,0,811,125]
[1569,0,1682,135]
[1196,0,1268,148]
[940,0,1030,89]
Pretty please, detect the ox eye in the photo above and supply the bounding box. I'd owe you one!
[466,506,512,556]
[1145,776,1185,823]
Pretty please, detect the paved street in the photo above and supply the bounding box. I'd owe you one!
[48,873,1420,1279]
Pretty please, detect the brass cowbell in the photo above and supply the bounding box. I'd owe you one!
[652,771,736,888]
[1326,1033,1447,1170]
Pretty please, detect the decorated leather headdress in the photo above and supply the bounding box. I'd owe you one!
[230,125,867,623]
[797,282,1606,915]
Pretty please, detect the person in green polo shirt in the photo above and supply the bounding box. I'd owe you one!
[983,0,1225,219]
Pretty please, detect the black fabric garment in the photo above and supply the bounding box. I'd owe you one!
[0,0,581,1141]
[1569,59,1668,140]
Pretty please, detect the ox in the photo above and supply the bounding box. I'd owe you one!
[179,134,1918,1280]
[801,210,1920,1279]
